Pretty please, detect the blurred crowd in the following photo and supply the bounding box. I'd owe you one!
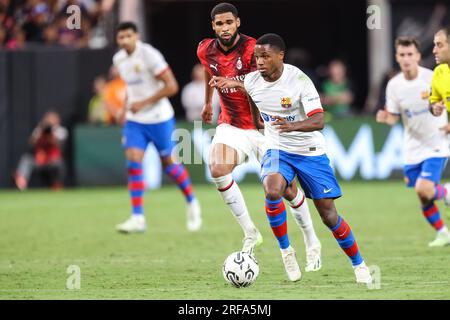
[0,0,116,50]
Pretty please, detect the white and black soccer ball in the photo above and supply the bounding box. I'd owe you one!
[222,251,259,288]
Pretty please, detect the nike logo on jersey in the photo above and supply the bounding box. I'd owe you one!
[323,188,333,194]
[421,172,432,177]
[210,64,218,71]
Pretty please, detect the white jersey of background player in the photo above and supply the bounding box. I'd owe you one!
[113,22,201,234]
[377,37,450,247]
[385,67,449,164]
[113,40,174,124]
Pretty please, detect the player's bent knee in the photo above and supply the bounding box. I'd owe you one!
[265,186,284,201]
[415,186,434,201]
[126,148,145,163]
[209,164,233,178]
[414,181,435,201]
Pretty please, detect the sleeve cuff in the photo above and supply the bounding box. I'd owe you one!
[307,108,324,117]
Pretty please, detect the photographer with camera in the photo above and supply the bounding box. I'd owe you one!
[14,111,68,191]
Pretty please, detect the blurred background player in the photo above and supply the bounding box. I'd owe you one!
[238,34,372,283]
[198,3,322,268]
[430,27,450,132]
[14,111,67,191]
[181,63,220,122]
[377,36,450,247]
[113,22,201,233]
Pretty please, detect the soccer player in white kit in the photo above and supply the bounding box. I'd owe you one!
[216,33,372,283]
[113,22,201,233]
[376,36,450,247]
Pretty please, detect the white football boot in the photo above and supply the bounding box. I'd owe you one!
[428,230,450,247]
[281,246,302,282]
[242,230,263,255]
[353,261,373,284]
[116,215,147,234]
[305,245,322,272]
[186,198,202,232]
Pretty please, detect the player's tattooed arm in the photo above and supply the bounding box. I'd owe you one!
[129,68,179,113]
[375,109,400,126]
[247,94,265,130]
[272,113,324,133]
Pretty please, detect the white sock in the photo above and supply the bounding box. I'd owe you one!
[132,214,146,222]
[438,225,449,235]
[288,189,320,249]
[212,174,258,238]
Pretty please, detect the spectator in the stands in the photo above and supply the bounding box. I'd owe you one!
[88,75,108,124]
[321,59,355,119]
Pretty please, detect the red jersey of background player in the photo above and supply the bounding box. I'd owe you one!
[197,33,257,130]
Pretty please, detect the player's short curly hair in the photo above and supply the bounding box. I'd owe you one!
[256,33,286,52]
[211,2,238,20]
[395,36,421,51]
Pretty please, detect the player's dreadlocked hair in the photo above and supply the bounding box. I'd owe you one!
[256,33,286,53]
[211,2,238,20]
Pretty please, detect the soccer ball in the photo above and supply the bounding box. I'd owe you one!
[222,251,259,288]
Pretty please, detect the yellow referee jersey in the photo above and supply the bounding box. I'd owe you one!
[430,63,450,111]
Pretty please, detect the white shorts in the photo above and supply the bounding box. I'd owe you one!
[211,123,266,164]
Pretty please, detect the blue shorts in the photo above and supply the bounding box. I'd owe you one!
[403,157,447,187]
[122,118,176,157]
[261,149,342,200]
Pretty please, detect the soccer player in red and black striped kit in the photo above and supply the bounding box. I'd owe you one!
[197,2,322,276]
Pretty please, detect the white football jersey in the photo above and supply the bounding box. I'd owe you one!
[113,41,174,124]
[244,64,326,156]
[386,66,450,165]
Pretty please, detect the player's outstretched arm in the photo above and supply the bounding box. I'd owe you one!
[209,76,245,91]
[376,109,400,126]
[129,68,179,113]
[273,113,324,133]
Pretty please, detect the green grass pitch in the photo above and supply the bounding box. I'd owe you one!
[1,181,450,300]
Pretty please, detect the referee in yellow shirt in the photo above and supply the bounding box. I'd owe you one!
[430,27,450,131]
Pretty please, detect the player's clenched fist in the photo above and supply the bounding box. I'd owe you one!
[431,101,446,117]
[201,103,213,124]
[376,109,389,123]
